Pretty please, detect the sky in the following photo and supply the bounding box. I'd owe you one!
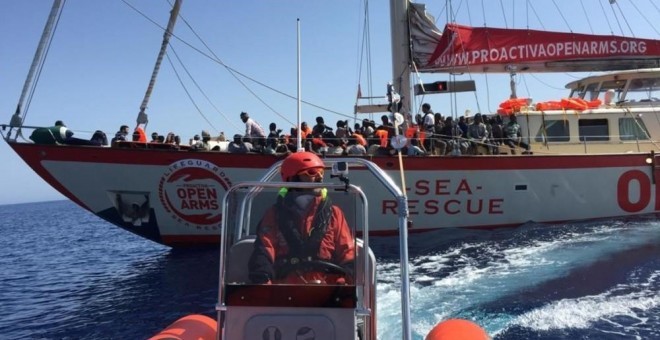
[0,0,658,205]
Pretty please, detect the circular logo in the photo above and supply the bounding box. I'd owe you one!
[159,159,232,229]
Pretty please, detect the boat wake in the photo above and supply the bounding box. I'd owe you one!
[374,219,660,339]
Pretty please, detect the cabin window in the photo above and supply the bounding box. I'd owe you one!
[578,119,609,142]
[535,120,570,142]
[599,80,624,102]
[577,83,599,100]
[624,77,660,103]
[619,117,650,141]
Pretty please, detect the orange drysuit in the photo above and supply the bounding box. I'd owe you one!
[249,190,355,284]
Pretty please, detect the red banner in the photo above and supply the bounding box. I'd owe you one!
[424,23,660,72]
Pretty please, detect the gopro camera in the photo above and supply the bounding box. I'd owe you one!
[332,161,349,176]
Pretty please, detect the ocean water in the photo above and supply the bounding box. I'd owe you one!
[0,200,658,339]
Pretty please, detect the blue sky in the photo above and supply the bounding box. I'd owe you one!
[1,0,658,205]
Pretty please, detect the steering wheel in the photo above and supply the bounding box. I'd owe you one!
[298,260,349,276]
[278,259,350,281]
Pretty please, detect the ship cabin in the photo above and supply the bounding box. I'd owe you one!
[518,68,660,155]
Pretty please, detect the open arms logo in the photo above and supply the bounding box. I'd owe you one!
[159,159,232,230]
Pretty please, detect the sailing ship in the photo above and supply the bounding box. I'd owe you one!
[3,0,660,247]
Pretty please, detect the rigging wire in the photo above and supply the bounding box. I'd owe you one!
[597,0,615,35]
[511,0,515,28]
[498,0,508,28]
[480,0,487,26]
[173,3,294,127]
[521,74,531,99]
[608,0,625,36]
[355,0,377,122]
[18,0,66,130]
[630,0,660,36]
[579,0,594,34]
[649,0,660,13]
[550,0,572,32]
[167,44,241,133]
[365,0,374,109]
[528,74,566,91]
[613,1,634,37]
[434,1,447,25]
[164,52,220,133]
[484,74,491,114]
[465,0,472,25]
[354,0,365,118]
[121,0,350,123]
[527,1,545,30]
[525,0,528,28]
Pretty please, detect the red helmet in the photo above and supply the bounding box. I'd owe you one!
[280,151,324,181]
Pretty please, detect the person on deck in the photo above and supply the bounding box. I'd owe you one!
[240,111,266,147]
[111,125,129,144]
[504,114,531,154]
[421,103,435,153]
[467,113,490,155]
[228,134,252,153]
[51,120,73,144]
[132,126,147,143]
[248,151,355,285]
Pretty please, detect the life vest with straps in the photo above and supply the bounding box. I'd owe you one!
[273,187,332,279]
[374,129,388,148]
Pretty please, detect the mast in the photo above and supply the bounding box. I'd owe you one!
[10,0,64,138]
[389,0,411,116]
[389,2,413,339]
[136,0,183,127]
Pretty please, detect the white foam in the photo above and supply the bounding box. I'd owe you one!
[512,279,660,331]
[375,221,660,338]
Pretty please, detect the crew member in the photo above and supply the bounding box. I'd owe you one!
[248,152,355,284]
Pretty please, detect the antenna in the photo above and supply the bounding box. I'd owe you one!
[296,18,304,152]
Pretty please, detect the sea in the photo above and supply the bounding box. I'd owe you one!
[0,200,659,340]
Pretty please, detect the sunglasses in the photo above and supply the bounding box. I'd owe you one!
[297,167,324,177]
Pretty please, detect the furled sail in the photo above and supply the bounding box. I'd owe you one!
[412,22,660,74]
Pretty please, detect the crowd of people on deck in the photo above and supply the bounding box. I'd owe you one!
[34,103,531,156]
[206,106,531,156]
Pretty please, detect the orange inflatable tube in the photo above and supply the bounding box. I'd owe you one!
[587,98,602,108]
[149,314,218,340]
[426,318,489,340]
[535,100,562,111]
[498,98,528,111]
[560,98,588,110]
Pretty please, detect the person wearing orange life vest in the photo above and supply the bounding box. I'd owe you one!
[248,151,356,285]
